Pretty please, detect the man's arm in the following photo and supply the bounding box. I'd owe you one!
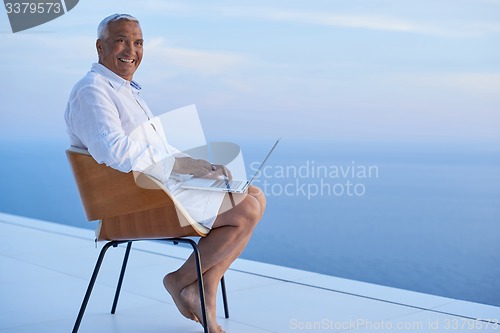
[66,84,173,174]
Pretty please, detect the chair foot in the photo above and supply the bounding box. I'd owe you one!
[72,241,123,333]
[111,241,132,314]
[168,238,209,333]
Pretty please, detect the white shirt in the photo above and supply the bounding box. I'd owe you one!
[65,63,224,228]
[65,63,175,174]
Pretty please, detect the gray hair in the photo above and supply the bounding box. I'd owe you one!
[97,14,139,39]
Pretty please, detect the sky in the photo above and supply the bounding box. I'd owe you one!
[1,0,499,145]
[1,1,499,304]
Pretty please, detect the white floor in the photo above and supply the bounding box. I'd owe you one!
[0,212,498,333]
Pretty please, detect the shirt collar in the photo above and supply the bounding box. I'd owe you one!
[91,63,142,92]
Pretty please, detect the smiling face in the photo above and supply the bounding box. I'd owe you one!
[96,19,143,81]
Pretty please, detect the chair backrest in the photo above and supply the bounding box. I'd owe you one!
[66,149,206,240]
[66,149,169,221]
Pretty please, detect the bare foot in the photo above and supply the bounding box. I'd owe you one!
[181,282,226,333]
[163,273,198,322]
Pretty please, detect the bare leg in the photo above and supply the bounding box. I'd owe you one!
[164,186,265,331]
[177,221,258,332]
[163,227,254,330]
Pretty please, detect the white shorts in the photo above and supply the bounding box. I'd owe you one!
[170,186,225,229]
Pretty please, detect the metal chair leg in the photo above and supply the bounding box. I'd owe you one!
[111,241,132,314]
[73,238,230,333]
[221,276,229,319]
[171,238,209,333]
[192,243,209,333]
[72,241,121,333]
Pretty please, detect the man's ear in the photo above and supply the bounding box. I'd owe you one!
[96,39,102,56]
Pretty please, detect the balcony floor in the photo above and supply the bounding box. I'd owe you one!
[0,212,498,333]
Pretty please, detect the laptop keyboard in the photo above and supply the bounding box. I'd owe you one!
[211,179,243,189]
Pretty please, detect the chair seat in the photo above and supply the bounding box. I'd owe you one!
[98,206,201,240]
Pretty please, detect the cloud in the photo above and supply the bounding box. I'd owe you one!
[139,0,197,13]
[145,37,253,76]
[405,72,500,97]
[4,33,95,65]
[91,0,476,37]
[214,5,499,38]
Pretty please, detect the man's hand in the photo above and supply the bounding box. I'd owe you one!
[173,157,232,180]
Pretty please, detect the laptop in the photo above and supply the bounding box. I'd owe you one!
[181,139,280,193]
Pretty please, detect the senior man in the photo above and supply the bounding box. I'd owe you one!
[64,13,266,333]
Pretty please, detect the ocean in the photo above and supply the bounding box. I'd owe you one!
[1,139,499,307]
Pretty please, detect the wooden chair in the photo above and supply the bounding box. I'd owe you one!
[67,147,229,333]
